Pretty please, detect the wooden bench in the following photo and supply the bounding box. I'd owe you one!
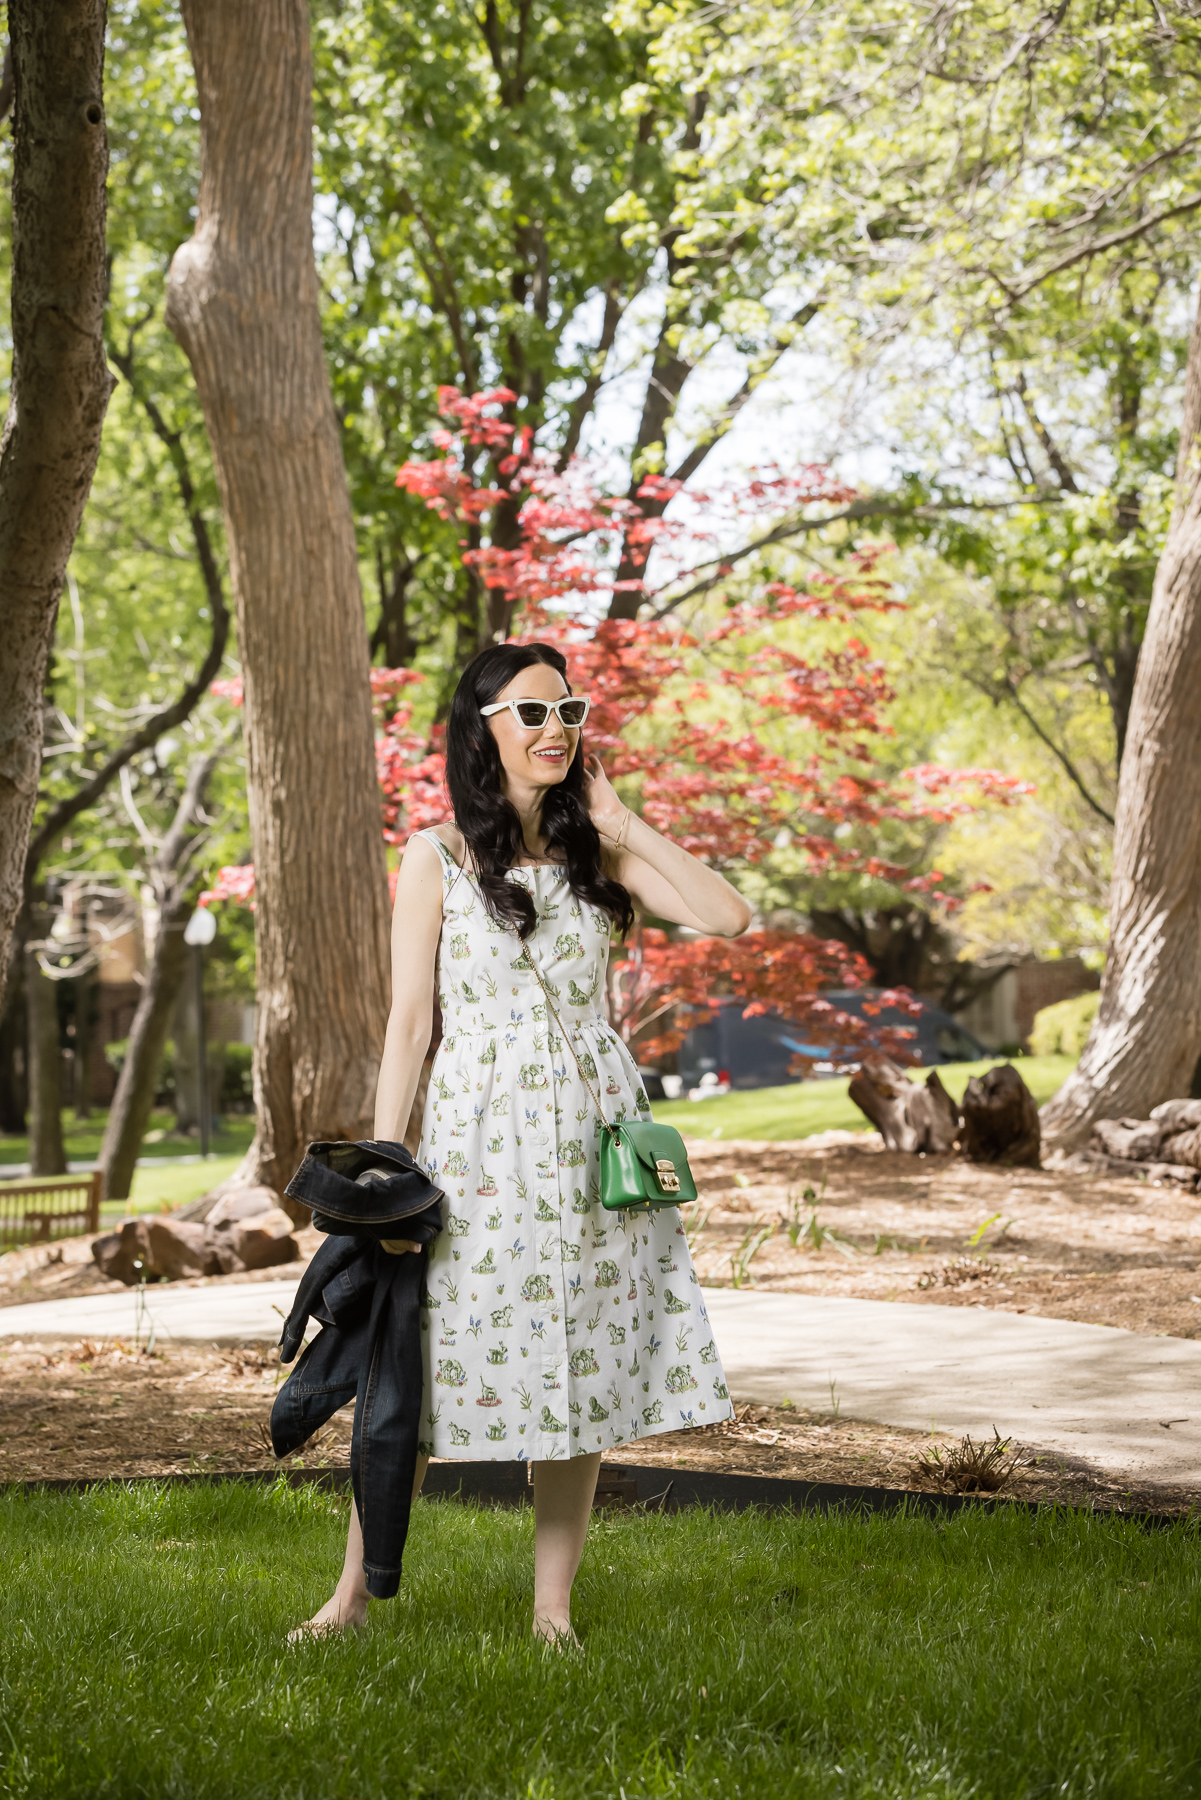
[0,1172,103,1250]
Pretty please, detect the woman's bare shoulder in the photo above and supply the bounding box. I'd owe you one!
[409,820,466,869]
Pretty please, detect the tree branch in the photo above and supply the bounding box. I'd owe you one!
[667,301,822,489]
[24,332,231,883]
[991,192,1201,305]
[1012,369,1078,492]
[966,670,1115,824]
[647,492,1062,620]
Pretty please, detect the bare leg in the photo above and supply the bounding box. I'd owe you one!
[531,1452,600,1644]
[290,1454,429,1639]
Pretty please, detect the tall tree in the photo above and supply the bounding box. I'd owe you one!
[311,0,824,665]
[1040,285,1201,1145]
[98,750,218,1200]
[0,0,113,1008]
[164,0,392,1196]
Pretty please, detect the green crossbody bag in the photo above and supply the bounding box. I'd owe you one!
[522,941,697,1212]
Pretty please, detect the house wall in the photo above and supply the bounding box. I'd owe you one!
[955,957,1099,1052]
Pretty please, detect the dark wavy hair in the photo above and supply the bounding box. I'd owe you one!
[445,641,635,941]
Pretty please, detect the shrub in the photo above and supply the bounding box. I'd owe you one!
[1029,990,1099,1057]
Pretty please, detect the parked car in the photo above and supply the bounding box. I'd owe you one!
[675,990,987,1092]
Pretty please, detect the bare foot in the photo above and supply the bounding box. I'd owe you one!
[533,1613,581,1650]
[287,1592,368,1643]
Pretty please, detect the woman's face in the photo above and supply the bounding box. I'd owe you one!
[486,662,580,795]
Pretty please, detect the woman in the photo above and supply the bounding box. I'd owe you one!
[300,641,751,1643]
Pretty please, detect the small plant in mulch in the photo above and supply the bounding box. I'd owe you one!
[917,1256,999,1290]
[911,1429,1023,1493]
[730,1219,776,1288]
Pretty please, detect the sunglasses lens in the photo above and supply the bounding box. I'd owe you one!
[559,699,588,726]
[514,701,551,727]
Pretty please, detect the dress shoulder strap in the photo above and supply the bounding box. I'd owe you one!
[411,827,465,896]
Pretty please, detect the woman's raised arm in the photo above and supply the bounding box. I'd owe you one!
[583,756,753,938]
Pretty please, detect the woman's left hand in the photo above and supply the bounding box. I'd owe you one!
[380,1238,420,1255]
[582,754,627,841]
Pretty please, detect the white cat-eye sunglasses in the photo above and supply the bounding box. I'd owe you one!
[480,696,591,730]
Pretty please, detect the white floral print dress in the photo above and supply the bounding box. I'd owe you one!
[413,827,734,1461]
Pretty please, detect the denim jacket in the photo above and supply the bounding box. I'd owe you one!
[272,1234,429,1599]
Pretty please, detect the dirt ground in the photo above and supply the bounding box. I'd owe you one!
[2,1137,1199,1510]
[681,1135,1201,1341]
[0,1338,1186,1514]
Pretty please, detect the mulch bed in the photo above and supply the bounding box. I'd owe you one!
[2,1339,1197,1517]
[4,1139,1201,1510]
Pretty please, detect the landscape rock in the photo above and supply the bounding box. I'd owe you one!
[219,1207,299,1272]
[92,1216,218,1284]
[960,1064,1041,1168]
[203,1186,279,1229]
[136,1216,215,1280]
[91,1220,143,1284]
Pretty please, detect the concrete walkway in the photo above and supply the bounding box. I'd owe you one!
[2,1281,1199,1488]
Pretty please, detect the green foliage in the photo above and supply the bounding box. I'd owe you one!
[1030,992,1102,1060]
[0,1482,1198,1798]
[100,1038,254,1111]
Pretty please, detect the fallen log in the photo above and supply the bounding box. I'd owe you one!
[1151,1098,1201,1132]
[1065,1150,1200,1190]
[960,1064,1041,1168]
[1161,1125,1201,1170]
[848,1060,960,1153]
[1091,1117,1169,1163]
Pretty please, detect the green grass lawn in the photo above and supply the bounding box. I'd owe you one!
[0,1106,255,1168]
[101,1153,245,1223]
[655,1055,1078,1141]
[0,1482,1196,1799]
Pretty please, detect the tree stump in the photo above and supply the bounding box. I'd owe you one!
[961,1064,1041,1167]
[848,1060,961,1153]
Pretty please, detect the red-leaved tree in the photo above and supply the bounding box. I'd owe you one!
[205,387,1029,1070]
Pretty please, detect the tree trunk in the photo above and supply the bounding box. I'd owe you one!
[25,940,65,1175]
[0,0,113,1012]
[98,755,218,1201]
[1042,283,1201,1149]
[172,979,200,1135]
[164,0,392,1199]
[98,895,193,1201]
[0,939,29,1134]
[73,963,94,1119]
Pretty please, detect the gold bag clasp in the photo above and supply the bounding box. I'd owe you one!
[655,1157,681,1194]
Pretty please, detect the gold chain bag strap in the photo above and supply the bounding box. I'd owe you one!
[518,935,697,1212]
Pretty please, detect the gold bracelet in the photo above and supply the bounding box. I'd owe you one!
[614,808,632,850]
